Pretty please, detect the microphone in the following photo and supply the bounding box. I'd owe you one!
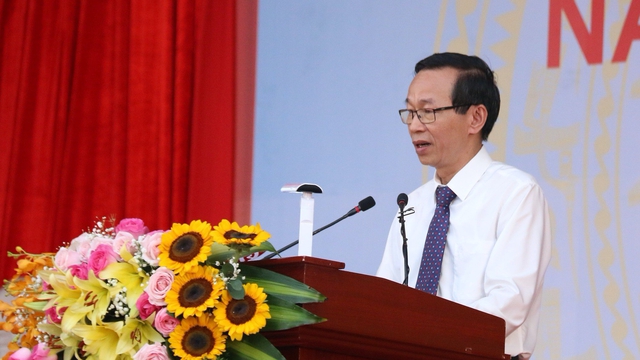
[397,193,410,286]
[263,196,376,259]
[397,193,408,211]
[346,196,376,216]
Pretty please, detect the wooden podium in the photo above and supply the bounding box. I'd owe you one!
[255,256,509,360]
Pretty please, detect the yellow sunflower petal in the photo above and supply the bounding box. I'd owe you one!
[165,265,223,319]
[213,283,270,341]
[211,220,271,247]
[169,314,226,360]
[159,220,213,275]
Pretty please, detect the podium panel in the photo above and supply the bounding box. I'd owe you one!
[255,256,509,360]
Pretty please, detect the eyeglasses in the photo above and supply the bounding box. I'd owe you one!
[398,104,472,124]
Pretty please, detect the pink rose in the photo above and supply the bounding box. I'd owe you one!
[136,291,162,320]
[89,236,114,252]
[153,308,179,337]
[140,230,164,266]
[145,267,173,306]
[8,348,31,360]
[68,263,89,280]
[45,306,66,324]
[88,244,120,275]
[68,233,93,260]
[9,344,57,360]
[112,231,136,255]
[115,218,149,238]
[133,343,169,360]
[29,343,57,360]
[54,247,83,272]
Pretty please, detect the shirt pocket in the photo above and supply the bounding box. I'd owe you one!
[449,233,496,303]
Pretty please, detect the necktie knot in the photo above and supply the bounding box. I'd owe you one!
[435,186,456,207]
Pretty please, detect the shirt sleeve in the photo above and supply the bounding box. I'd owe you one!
[467,182,552,336]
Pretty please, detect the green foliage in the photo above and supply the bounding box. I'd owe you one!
[262,295,326,331]
[239,265,326,304]
[225,334,286,360]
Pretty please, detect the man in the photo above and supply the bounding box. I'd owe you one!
[376,52,551,359]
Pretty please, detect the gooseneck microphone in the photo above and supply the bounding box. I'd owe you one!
[345,196,376,217]
[263,196,376,259]
[397,193,410,286]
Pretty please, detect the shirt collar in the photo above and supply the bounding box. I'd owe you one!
[433,146,492,201]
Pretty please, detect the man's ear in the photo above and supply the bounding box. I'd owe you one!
[468,104,487,135]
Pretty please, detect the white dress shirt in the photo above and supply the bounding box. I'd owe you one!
[377,147,551,359]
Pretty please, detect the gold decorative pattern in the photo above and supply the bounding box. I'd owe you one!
[489,0,526,162]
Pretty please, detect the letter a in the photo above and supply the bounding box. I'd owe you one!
[612,0,640,63]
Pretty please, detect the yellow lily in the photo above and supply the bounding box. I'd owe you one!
[41,270,82,308]
[117,316,165,355]
[71,270,114,328]
[58,331,83,360]
[41,270,89,334]
[72,322,123,360]
[99,261,148,319]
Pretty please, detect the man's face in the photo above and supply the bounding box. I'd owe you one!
[405,67,476,181]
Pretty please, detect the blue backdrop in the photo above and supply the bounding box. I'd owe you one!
[252,1,640,359]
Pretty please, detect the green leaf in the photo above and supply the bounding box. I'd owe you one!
[207,242,236,264]
[228,278,245,300]
[38,322,62,336]
[239,265,326,304]
[251,241,277,254]
[229,278,244,290]
[23,300,48,311]
[263,295,326,331]
[233,241,278,259]
[207,241,278,265]
[221,263,235,277]
[225,333,285,360]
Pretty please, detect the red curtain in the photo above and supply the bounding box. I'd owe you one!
[0,0,257,281]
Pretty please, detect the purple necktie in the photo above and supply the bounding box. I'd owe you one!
[415,186,457,294]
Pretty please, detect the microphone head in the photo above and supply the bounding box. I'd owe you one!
[358,196,376,212]
[397,193,408,210]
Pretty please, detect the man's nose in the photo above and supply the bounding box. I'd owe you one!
[408,113,426,132]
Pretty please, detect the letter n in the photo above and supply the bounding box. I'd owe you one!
[548,0,605,68]
[612,0,640,62]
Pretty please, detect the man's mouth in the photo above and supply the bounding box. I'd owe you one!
[414,141,431,148]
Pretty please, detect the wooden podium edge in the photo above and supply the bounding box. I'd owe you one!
[252,256,508,360]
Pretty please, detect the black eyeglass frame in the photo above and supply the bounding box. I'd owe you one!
[398,104,473,124]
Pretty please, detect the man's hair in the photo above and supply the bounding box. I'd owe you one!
[414,52,500,141]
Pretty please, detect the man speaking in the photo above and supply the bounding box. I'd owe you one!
[377,53,551,359]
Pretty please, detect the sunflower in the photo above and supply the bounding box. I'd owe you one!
[212,220,271,247]
[213,283,271,341]
[169,314,226,360]
[165,265,224,318]
[159,220,213,275]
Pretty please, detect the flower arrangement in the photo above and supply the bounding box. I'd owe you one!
[0,217,326,360]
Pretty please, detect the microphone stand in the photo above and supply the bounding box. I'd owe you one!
[398,208,410,286]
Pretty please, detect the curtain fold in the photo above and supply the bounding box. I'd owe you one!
[0,0,256,281]
[187,0,235,224]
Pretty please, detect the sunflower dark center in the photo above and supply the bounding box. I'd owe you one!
[169,232,204,262]
[224,230,257,240]
[226,296,257,325]
[178,278,213,308]
[182,326,214,357]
